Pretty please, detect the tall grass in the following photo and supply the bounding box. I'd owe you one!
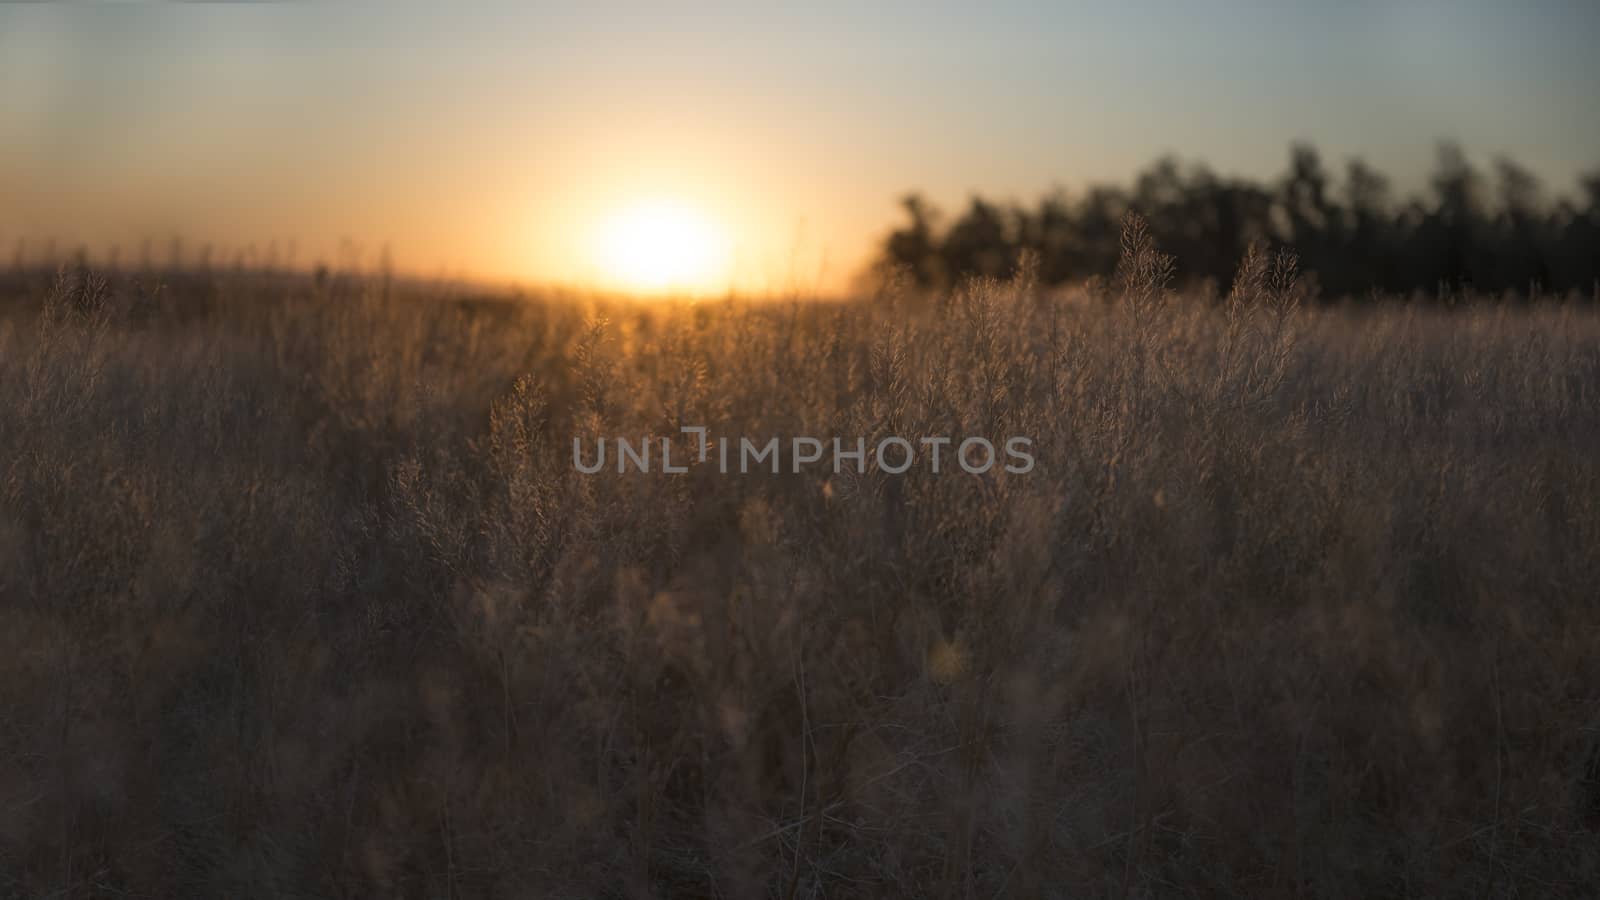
[1,220,1598,896]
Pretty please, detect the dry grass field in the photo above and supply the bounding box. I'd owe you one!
[2,222,1599,896]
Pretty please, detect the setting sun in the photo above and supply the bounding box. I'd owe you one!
[593,200,730,294]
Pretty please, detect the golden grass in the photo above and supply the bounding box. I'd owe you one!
[1,222,1598,896]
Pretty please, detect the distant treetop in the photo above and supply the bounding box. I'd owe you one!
[878,143,1600,299]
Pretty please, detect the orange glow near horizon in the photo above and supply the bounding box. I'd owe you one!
[5,5,1595,300]
[590,200,732,295]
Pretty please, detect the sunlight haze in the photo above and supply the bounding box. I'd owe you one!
[2,1,1596,294]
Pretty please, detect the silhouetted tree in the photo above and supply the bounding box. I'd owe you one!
[939,197,1015,281]
[877,141,1600,300]
[884,194,941,287]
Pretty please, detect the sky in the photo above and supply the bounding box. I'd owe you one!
[2,1,1597,294]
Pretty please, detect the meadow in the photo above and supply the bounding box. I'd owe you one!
[2,220,1599,897]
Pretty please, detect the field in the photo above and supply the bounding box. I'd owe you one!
[2,224,1599,897]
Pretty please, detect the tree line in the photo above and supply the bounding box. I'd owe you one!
[879,143,1600,298]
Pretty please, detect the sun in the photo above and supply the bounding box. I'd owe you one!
[593,200,730,295]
